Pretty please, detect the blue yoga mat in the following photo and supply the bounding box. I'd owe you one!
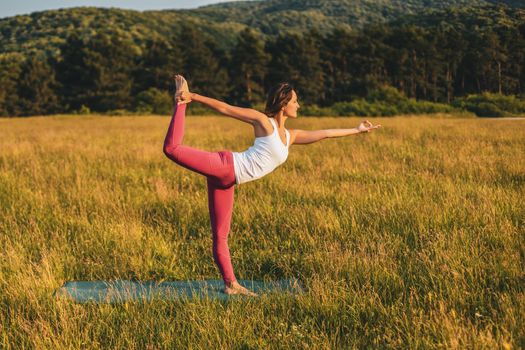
[56,278,304,303]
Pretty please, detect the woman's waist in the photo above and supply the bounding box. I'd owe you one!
[233,149,287,167]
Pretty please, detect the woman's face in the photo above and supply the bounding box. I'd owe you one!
[283,90,300,118]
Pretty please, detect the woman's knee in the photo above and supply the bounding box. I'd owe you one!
[163,144,180,162]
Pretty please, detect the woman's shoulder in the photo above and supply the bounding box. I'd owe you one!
[253,115,274,137]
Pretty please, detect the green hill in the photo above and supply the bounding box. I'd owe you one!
[191,0,492,33]
[0,0,523,57]
[192,0,525,31]
[0,7,246,57]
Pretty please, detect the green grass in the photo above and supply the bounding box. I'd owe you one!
[0,114,524,349]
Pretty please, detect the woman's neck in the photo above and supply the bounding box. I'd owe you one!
[272,113,287,129]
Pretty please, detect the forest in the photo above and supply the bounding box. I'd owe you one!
[1,1,525,117]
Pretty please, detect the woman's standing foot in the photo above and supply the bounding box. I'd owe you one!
[224,281,258,297]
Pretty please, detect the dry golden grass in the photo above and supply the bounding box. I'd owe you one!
[0,114,524,349]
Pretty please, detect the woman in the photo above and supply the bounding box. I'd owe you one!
[164,75,380,296]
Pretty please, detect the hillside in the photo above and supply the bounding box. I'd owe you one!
[0,7,246,57]
[0,0,523,57]
[190,0,496,34]
[1,0,525,117]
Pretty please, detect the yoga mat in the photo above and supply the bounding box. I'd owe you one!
[56,278,304,303]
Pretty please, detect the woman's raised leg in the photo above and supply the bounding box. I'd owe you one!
[163,77,232,181]
[163,102,236,185]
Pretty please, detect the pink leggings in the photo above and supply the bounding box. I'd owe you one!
[163,104,237,285]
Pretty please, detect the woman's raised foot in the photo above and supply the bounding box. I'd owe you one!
[174,74,191,105]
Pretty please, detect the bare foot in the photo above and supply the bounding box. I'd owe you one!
[174,74,191,105]
[224,281,258,297]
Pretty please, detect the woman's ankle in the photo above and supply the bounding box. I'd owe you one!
[225,280,238,289]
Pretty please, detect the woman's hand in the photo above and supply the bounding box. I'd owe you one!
[176,91,192,105]
[357,120,381,133]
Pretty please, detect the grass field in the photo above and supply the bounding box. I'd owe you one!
[0,114,524,349]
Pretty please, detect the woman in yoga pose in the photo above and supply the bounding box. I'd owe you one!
[164,75,381,296]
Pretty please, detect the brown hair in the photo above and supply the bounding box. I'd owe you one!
[264,82,294,117]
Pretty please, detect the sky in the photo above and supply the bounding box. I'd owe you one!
[0,1,240,18]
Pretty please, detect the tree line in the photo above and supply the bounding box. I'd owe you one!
[1,16,525,117]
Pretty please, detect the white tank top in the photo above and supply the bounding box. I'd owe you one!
[232,118,290,184]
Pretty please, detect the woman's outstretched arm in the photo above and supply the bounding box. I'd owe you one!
[184,91,266,125]
[290,120,381,145]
